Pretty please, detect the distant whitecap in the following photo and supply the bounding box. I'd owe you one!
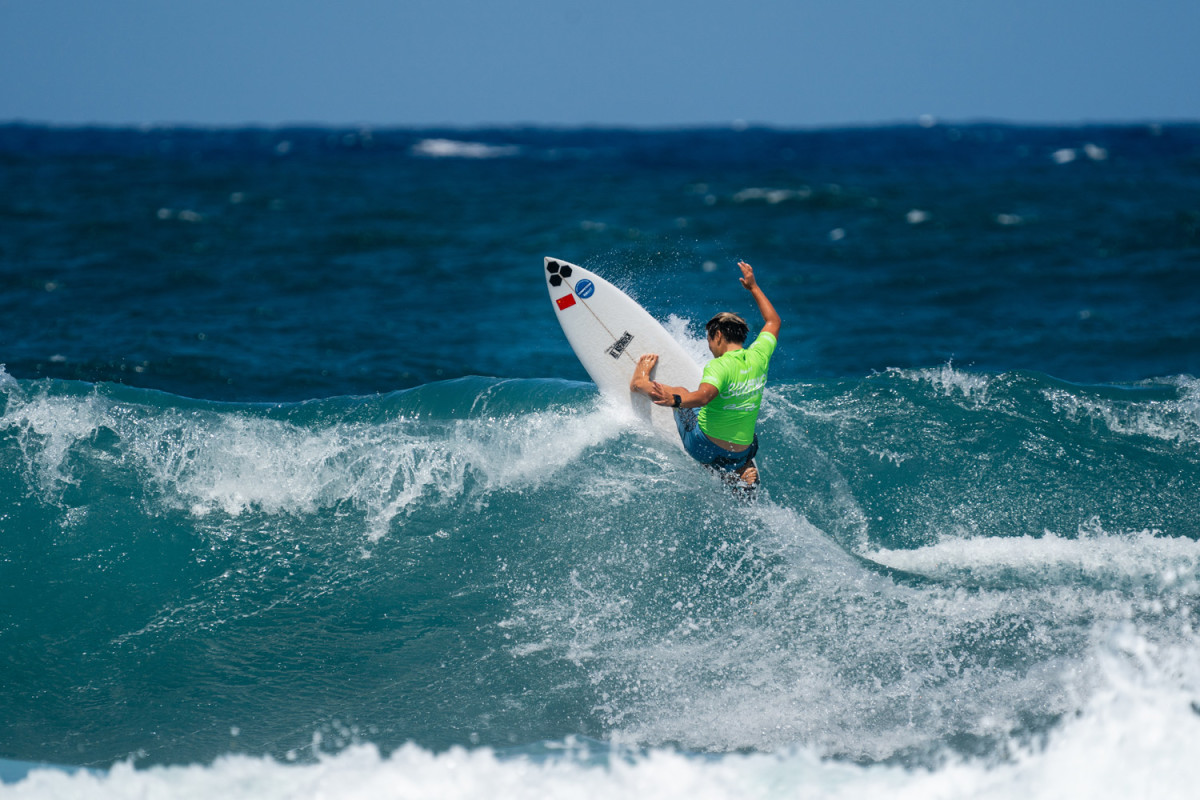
[411,139,520,159]
[733,187,769,203]
[732,187,809,204]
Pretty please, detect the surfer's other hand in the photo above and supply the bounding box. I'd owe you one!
[738,261,757,290]
[649,382,673,405]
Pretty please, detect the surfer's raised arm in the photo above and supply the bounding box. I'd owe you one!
[738,261,781,338]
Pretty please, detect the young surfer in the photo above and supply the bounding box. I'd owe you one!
[629,260,781,488]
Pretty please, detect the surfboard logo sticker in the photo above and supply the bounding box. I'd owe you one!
[606,331,634,359]
[575,279,595,299]
[556,294,576,310]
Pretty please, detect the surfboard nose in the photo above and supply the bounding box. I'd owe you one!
[545,257,573,285]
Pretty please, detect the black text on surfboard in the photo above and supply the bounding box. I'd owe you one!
[606,331,634,359]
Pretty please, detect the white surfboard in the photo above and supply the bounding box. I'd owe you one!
[544,256,702,443]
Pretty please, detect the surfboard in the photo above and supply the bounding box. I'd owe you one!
[544,256,702,444]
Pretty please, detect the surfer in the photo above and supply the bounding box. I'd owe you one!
[629,260,781,488]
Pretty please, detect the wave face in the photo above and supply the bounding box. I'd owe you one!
[3,365,1199,790]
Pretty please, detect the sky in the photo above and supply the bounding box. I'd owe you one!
[1,0,1197,128]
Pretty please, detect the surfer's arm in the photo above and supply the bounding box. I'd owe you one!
[739,261,781,338]
[649,381,719,408]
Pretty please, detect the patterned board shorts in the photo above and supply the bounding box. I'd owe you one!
[673,407,758,472]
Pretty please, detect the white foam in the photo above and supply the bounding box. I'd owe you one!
[867,523,1200,589]
[732,187,811,204]
[156,401,627,541]
[505,498,1104,760]
[661,314,710,369]
[1043,376,1200,446]
[0,744,848,800]
[0,383,625,542]
[11,649,1200,800]
[0,390,106,499]
[411,138,520,159]
[1052,144,1108,165]
[893,363,993,401]
[156,208,204,222]
[0,364,20,393]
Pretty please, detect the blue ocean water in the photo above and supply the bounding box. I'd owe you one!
[2,123,1200,798]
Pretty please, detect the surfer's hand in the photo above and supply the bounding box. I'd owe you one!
[648,382,674,405]
[738,261,757,290]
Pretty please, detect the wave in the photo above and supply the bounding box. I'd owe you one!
[0,371,605,541]
[3,365,1200,778]
[7,364,1194,556]
[7,626,1200,799]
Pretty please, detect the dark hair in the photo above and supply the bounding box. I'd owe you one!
[705,312,749,344]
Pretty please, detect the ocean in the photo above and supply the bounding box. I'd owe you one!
[1,122,1199,798]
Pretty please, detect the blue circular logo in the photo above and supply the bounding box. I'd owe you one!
[575,279,595,299]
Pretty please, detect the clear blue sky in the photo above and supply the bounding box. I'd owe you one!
[2,0,1196,128]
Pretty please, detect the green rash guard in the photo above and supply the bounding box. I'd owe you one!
[697,331,777,446]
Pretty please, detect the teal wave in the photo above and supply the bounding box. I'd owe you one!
[2,367,1199,768]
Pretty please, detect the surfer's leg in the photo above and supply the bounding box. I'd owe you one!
[712,436,758,487]
[736,437,761,485]
[673,407,713,463]
[629,353,659,395]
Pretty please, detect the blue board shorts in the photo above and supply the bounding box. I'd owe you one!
[673,407,758,472]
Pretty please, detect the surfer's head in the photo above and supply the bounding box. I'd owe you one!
[706,312,749,345]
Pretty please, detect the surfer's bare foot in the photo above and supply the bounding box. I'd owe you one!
[630,353,659,394]
[737,460,758,486]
